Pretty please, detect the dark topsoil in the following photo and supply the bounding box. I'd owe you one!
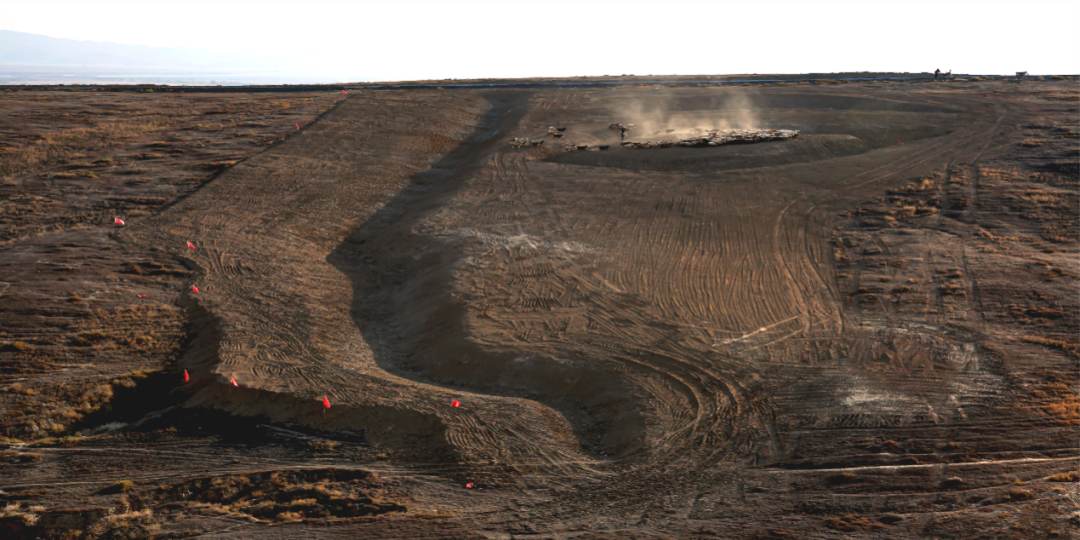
[1,79,1078,539]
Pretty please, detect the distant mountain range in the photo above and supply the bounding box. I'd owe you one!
[0,30,273,72]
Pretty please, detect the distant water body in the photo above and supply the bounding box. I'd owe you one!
[0,67,358,86]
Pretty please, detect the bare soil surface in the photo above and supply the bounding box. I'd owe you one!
[1,79,1077,539]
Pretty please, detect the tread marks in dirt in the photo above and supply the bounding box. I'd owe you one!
[112,86,1036,533]
[121,91,506,457]
[402,88,1019,527]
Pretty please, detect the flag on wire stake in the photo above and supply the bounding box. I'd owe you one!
[465,483,474,489]
[137,294,147,298]
[451,399,461,408]
[192,285,200,293]
[184,370,189,383]
[230,377,238,387]
[114,217,125,225]
[187,241,196,250]
[323,395,331,409]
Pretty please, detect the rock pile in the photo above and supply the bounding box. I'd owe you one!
[620,128,799,149]
[675,128,799,147]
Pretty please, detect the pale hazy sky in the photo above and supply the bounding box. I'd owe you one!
[2,0,1078,81]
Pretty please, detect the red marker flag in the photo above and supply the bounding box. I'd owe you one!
[451,399,461,408]
[230,377,238,387]
[295,123,300,130]
[323,395,331,408]
[137,293,147,298]
[342,90,347,94]
[114,217,125,225]
[184,370,189,382]
[465,482,474,489]
[192,285,200,293]
[187,241,196,249]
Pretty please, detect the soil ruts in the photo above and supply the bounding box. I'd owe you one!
[1,79,1076,538]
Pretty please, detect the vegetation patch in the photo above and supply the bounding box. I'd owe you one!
[1022,335,1079,357]
[97,480,136,495]
[155,468,406,523]
[1048,470,1077,482]
[306,439,340,452]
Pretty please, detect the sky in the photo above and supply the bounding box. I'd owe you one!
[1,0,1078,81]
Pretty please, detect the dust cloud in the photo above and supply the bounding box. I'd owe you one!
[607,89,764,140]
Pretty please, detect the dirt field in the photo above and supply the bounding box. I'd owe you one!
[1,78,1077,539]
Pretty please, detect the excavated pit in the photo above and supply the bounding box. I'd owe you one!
[544,93,958,172]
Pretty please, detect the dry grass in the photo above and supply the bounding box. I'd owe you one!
[74,330,110,346]
[27,436,82,448]
[5,340,30,352]
[1043,394,1079,424]
[889,176,938,194]
[1048,470,1078,482]
[3,382,36,396]
[1022,335,1080,357]
[942,476,965,488]
[0,502,42,526]
[0,119,173,181]
[939,282,966,296]
[83,384,114,402]
[124,260,191,276]
[100,480,136,494]
[85,508,154,538]
[154,468,402,523]
[0,452,42,464]
[1016,188,1060,205]
[980,167,1022,182]
[306,440,340,451]
[1019,139,1046,147]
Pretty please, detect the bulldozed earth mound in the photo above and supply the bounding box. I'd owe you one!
[620,127,800,149]
[1,79,1077,538]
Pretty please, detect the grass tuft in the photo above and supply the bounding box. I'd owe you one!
[99,480,136,494]
[1048,470,1078,482]
[306,440,340,451]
